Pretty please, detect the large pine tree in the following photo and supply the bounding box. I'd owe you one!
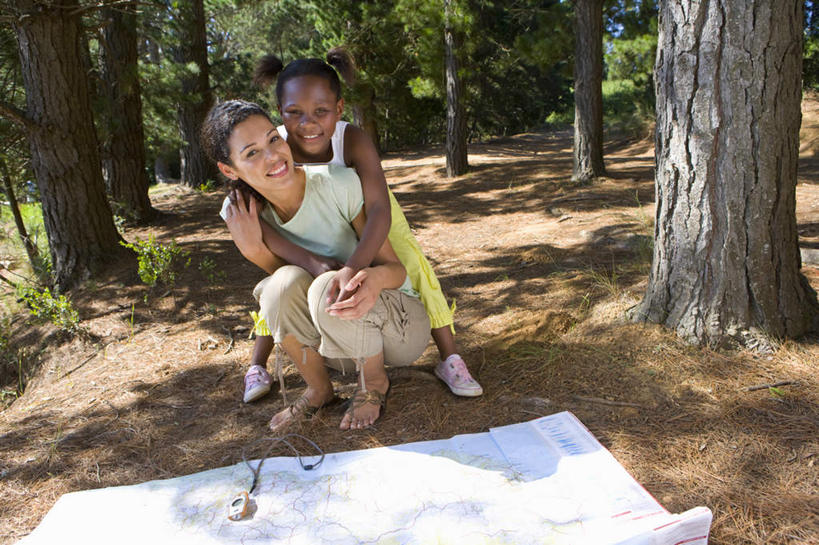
[99,2,156,222]
[7,0,125,290]
[632,0,818,347]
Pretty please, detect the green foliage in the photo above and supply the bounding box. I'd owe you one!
[120,235,190,290]
[198,256,227,285]
[603,1,657,130]
[198,179,219,192]
[605,32,656,88]
[602,79,654,133]
[0,318,28,403]
[805,1,819,90]
[17,286,81,333]
[0,201,52,281]
[806,38,819,90]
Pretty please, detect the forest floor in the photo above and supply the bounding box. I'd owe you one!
[1,97,818,544]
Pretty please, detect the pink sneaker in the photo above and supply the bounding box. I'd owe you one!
[434,354,483,397]
[243,365,272,403]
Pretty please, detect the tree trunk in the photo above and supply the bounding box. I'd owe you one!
[0,157,40,274]
[99,3,156,222]
[13,0,125,291]
[444,0,468,177]
[573,0,605,183]
[632,0,818,348]
[176,0,214,188]
[352,85,381,155]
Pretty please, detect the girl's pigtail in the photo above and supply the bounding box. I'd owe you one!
[254,54,284,88]
[326,47,356,86]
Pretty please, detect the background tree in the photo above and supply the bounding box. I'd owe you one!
[4,0,124,290]
[632,0,818,348]
[175,0,214,188]
[573,0,606,183]
[444,0,468,176]
[0,24,41,276]
[98,1,156,222]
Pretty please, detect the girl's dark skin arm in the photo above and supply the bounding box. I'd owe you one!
[231,189,342,277]
[329,124,391,302]
[259,220,342,276]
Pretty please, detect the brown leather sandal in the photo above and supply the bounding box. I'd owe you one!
[341,386,389,430]
[268,394,330,433]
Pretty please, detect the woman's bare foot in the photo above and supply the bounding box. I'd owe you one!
[339,374,389,430]
[269,387,334,433]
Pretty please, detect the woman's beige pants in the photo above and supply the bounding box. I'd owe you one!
[254,265,430,372]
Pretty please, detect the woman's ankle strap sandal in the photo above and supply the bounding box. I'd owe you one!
[288,394,323,419]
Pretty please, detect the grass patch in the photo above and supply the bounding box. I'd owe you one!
[0,202,51,284]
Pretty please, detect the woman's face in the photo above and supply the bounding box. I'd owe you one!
[278,75,344,158]
[219,114,297,194]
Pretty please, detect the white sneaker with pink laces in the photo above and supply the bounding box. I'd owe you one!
[243,365,272,403]
[434,354,483,397]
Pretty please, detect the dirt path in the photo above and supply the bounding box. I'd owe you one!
[1,116,817,544]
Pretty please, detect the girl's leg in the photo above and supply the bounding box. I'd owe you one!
[250,335,275,366]
[431,325,483,397]
[243,334,276,403]
[339,351,390,430]
[268,334,335,432]
[431,326,457,359]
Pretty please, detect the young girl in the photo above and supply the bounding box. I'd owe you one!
[202,100,430,430]
[237,49,482,403]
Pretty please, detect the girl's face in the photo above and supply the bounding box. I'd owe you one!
[217,114,297,195]
[278,75,344,159]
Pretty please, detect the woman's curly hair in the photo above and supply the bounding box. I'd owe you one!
[200,99,271,202]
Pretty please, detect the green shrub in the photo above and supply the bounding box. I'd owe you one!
[198,179,219,192]
[120,235,190,290]
[18,286,80,333]
[602,79,655,135]
[198,256,226,285]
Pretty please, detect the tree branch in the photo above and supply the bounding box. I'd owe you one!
[68,0,150,17]
[0,100,33,130]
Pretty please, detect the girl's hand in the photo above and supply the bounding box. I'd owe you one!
[325,266,358,304]
[305,255,343,278]
[326,269,379,320]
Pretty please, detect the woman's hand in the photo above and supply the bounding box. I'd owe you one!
[325,265,358,304]
[325,268,380,320]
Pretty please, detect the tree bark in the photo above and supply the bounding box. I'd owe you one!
[444,0,468,177]
[573,0,606,183]
[99,2,156,222]
[633,0,818,348]
[176,0,214,188]
[352,85,381,155]
[13,0,125,290]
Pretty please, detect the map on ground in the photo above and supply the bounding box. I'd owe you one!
[18,411,712,545]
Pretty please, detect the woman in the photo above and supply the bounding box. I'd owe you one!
[200,100,430,431]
